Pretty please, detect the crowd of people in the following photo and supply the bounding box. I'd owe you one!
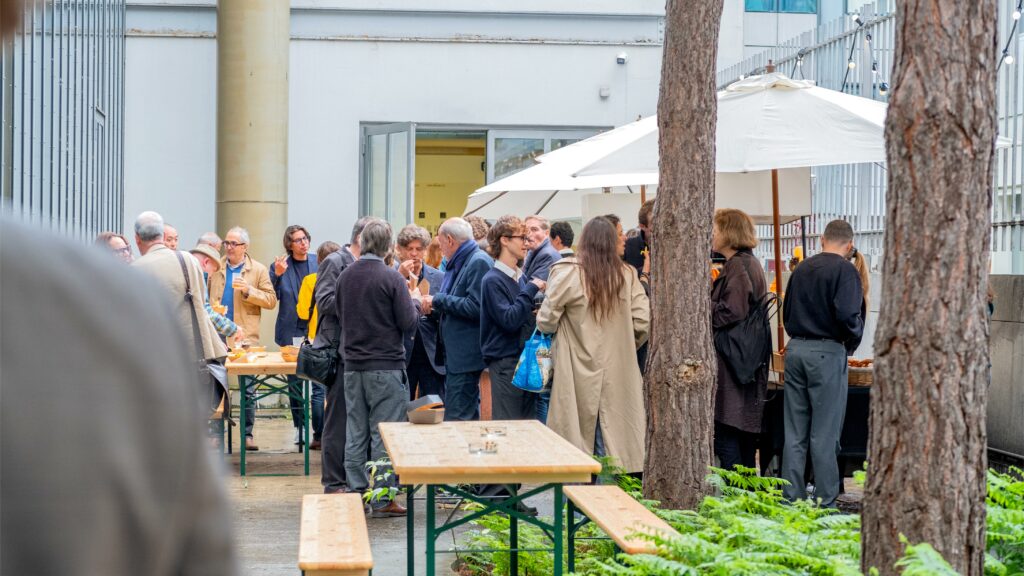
[96,199,867,514]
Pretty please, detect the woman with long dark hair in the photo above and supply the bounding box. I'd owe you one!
[537,216,649,473]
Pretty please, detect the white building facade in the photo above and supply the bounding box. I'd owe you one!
[123,0,665,246]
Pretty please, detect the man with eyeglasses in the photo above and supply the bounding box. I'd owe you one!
[209,226,278,451]
[270,225,322,449]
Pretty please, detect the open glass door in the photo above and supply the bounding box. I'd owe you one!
[362,123,416,231]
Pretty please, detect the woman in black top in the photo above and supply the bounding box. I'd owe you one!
[711,208,769,471]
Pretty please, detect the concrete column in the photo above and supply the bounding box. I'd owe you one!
[216,0,289,268]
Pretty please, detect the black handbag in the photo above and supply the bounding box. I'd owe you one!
[296,339,338,386]
[175,251,227,410]
[713,262,778,386]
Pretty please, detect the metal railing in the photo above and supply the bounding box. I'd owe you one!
[717,0,1024,273]
[1,0,126,242]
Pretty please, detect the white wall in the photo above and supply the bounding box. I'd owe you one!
[124,3,663,249]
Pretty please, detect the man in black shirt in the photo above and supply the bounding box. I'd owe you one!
[781,219,865,508]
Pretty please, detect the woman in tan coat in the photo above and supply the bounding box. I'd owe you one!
[537,216,650,473]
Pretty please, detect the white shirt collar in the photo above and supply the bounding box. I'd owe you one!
[494,260,522,281]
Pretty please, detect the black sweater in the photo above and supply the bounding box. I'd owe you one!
[335,256,420,370]
[782,252,865,354]
[479,267,540,364]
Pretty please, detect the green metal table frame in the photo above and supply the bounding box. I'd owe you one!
[404,483,566,576]
[237,374,310,476]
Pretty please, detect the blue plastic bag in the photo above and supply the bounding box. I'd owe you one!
[512,328,553,393]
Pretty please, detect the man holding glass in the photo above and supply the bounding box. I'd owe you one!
[209,225,278,451]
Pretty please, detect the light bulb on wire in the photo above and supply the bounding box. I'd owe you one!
[848,60,857,69]
[1014,8,1021,20]
[1005,53,1016,65]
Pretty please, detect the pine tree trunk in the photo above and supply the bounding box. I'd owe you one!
[643,0,723,510]
[861,1,996,573]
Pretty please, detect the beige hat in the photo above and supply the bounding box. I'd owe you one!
[189,244,222,271]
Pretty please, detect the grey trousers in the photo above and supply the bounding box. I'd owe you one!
[781,338,848,508]
[489,356,536,421]
[343,370,408,497]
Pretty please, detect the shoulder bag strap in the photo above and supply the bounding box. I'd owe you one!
[175,251,207,362]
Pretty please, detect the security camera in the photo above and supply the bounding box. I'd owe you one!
[616,52,628,65]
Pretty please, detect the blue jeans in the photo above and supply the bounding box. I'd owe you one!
[444,370,482,421]
[536,390,551,423]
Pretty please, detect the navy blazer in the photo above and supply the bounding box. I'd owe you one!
[270,253,318,346]
[399,264,446,375]
[311,247,355,348]
[432,248,493,374]
[522,238,561,282]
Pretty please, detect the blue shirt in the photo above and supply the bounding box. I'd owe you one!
[223,260,244,321]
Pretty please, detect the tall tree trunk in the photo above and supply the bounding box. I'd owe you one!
[861,1,996,574]
[643,0,723,509]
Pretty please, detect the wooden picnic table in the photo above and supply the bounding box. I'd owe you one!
[380,420,601,576]
[226,352,310,476]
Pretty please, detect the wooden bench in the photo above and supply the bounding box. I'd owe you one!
[564,485,680,571]
[298,494,373,576]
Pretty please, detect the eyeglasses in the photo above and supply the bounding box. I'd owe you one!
[289,236,310,245]
[111,247,131,255]
[223,241,247,248]
[504,235,527,241]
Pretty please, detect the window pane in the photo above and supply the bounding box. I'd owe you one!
[494,138,544,180]
[745,0,775,12]
[388,131,409,230]
[780,0,816,13]
[368,134,387,218]
[551,138,580,151]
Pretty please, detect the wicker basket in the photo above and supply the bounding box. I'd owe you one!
[848,367,873,387]
[771,351,786,373]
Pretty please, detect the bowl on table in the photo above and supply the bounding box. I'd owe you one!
[407,394,445,425]
[280,345,299,363]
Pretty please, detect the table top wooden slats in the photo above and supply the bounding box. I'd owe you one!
[226,351,297,376]
[297,494,373,575]
[379,420,601,485]
[564,485,679,555]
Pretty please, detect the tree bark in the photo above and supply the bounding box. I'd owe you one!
[861,1,996,574]
[643,0,723,510]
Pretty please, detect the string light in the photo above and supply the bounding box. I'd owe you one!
[1014,9,1021,20]
[879,82,889,96]
[848,60,857,69]
[1000,0,1024,70]
[1005,52,1016,65]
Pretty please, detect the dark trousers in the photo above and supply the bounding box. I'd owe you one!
[489,356,536,420]
[782,338,848,508]
[444,369,482,421]
[321,366,348,491]
[343,370,408,502]
[408,338,445,401]
[714,421,758,470]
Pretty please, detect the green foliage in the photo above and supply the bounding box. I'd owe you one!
[985,467,1024,575]
[362,457,398,505]
[456,463,1024,576]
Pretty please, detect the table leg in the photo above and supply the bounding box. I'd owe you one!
[554,484,564,576]
[407,485,416,576]
[510,485,519,575]
[426,485,436,576]
[239,376,247,476]
[567,498,576,572]
[303,379,310,476]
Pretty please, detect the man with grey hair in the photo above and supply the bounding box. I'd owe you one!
[523,215,561,283]
[197,231,222,252]
[396,224,446,401]
[208,225,277,451]
[134,210,166,255]
[334,218,421,516]
[315,215,372,493]
[422,217,494,421]
[781,219,865,508]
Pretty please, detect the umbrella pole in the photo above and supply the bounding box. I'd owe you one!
[640,184,647,204]
[772,169,785,353]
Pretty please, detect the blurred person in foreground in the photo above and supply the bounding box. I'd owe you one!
[95,231,134,263]
[315,217,371,493]
[208,226,278,451]
[335,219,421,517]
[781,219,865,508]
[421,218,494,421]
[710,209,768,471]
[537,217,649,474]
[270,225,322,448]
[395,225,446,401]
[480,216,547,420]
[1,222,236,574]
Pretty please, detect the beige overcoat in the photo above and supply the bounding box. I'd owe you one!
[536,258,650,473]
[133,245,228,362]
[208,253,277,344]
